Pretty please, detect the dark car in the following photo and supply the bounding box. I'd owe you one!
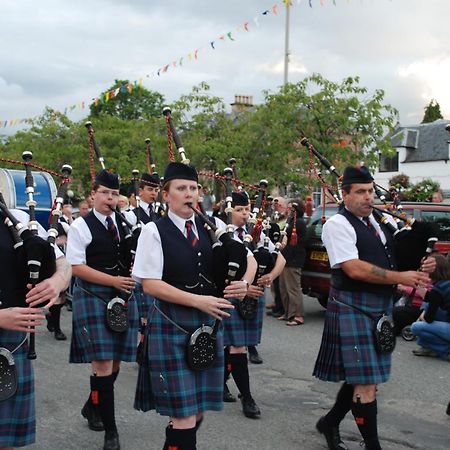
[301,202,450,308]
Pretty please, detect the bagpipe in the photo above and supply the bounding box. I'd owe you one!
[144,137,165,217]
[300,135,437,271]
[0,150,68,359]
[162,106,248,371]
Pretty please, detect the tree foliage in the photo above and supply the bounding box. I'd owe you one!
[89,79,165,120]
[421,99,443,123]
[0,75,399,201]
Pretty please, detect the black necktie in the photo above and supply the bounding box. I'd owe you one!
[148,204,153,216]
[236,227,245,242]
[106,216,119,242]
[363,216,379,240]
[185,220,198,247]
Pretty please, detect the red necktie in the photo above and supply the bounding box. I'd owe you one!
[236,227,245,242]
[185,220,198,247]
[363,216,380,240]
[106,216,119,242]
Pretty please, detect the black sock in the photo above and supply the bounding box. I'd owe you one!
[224,347,232,385]
[351,399,381,450]
[90,374,117,433]
[163,426,197,450]
[49,304,63,331]
[248,346,258,356]
[230,353,251,399]
[112,368,120,384]
[324,383,353,426]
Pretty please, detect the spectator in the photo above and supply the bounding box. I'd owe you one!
[118,194,129,212]
[431,191,443,203]
[78,200,90,218]
[201,185,215,215]
[411,254,450,360]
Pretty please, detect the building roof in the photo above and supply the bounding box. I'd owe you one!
[391,119,450,162]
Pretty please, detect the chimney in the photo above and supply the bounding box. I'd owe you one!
[230,95,254,114]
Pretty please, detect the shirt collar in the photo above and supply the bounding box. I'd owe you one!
[93,208,117,228]
[168,210,198,236]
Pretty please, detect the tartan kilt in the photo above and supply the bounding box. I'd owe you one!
[134,299,224,418]
[313,287,393,385]
[133,283,154,320]
[222,293,265,347]
[69,279,139,363]
[0,329,35,447]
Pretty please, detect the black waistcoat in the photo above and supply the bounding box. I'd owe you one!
[331,208,397,295]
[133,206,152,225]
[155,216,216,295]
[83,211,124,276]
[0,217,27,307]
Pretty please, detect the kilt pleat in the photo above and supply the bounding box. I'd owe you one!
[134,299,224,417]
[69,279,139,363]
[313,287,392,385]
[0,329,35,447]
[223,294,265,347]
[133,283,154,319]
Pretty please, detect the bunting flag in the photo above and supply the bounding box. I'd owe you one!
[0,0,386,129]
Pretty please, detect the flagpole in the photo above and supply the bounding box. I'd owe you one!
[283,1,290,85]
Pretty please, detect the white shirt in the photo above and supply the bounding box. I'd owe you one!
[66,209,120,265]
[124,200,154,226]
[322,209,396,269]
[233,224,276,253]
[10,209,64,259]
[132,210,199,283]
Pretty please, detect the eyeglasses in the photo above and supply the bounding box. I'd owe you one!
[97,190,120,198]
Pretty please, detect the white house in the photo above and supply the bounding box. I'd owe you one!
[375,119,450,196]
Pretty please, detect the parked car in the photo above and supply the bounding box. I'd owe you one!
[301,202,450,308]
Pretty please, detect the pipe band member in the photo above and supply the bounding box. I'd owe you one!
[132,162,246,450]
[313,165,434,450]
[66,169,138,450]
[0,208,71,449]
[222,191,285,418]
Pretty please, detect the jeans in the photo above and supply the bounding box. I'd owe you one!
[411,320,450,358]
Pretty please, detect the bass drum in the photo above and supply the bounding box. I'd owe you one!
[0,168,57,230]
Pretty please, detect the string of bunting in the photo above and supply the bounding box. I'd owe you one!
[1,0,370,129]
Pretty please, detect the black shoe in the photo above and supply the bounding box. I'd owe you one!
[239,395,261,419]
[54,330,67,341]
[81,401,104,431]
[271,311,284,318]
[248,352,263,364]
[316,417,348,450]
[223,384,237,403]
[103,430,120,450]
[46,314,55,332]
[447,401,450,416]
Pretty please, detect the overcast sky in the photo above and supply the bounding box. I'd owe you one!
[1,0,449,136]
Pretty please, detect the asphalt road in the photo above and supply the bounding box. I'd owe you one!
[28,294,449,450]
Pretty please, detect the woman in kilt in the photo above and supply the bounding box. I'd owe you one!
[313,166,435,450]
[0,209,71,449]
[132,162,246,450]
[66,170,138,450]
[223,191,285,419]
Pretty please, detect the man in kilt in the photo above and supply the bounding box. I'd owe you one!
[223,191,285,418]
[313,166,434,450]
[0,208,71,449]
[132,162,246,450]
[66,170,138,450]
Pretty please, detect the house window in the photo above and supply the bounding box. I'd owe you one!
[379,151,399,172]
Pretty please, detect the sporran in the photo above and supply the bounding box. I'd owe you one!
[185,324,218,371]
[0,347,18,403]
[237,296,258,320]
[105,297,129,333]
[374,315,396,354]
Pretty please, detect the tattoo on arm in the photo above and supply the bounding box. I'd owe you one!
[370,265,387,279]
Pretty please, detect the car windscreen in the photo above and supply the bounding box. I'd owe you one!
[420,210,450,241]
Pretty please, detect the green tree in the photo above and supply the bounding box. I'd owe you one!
[89,79,165,120]
[421,99,443,123]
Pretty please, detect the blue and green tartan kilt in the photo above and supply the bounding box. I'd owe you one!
[134,299,224,418]
[313,287,393,385]
[69,279,139,363]
[222,294,265,347]
[133,283,154,320]
[0,329,35,448]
